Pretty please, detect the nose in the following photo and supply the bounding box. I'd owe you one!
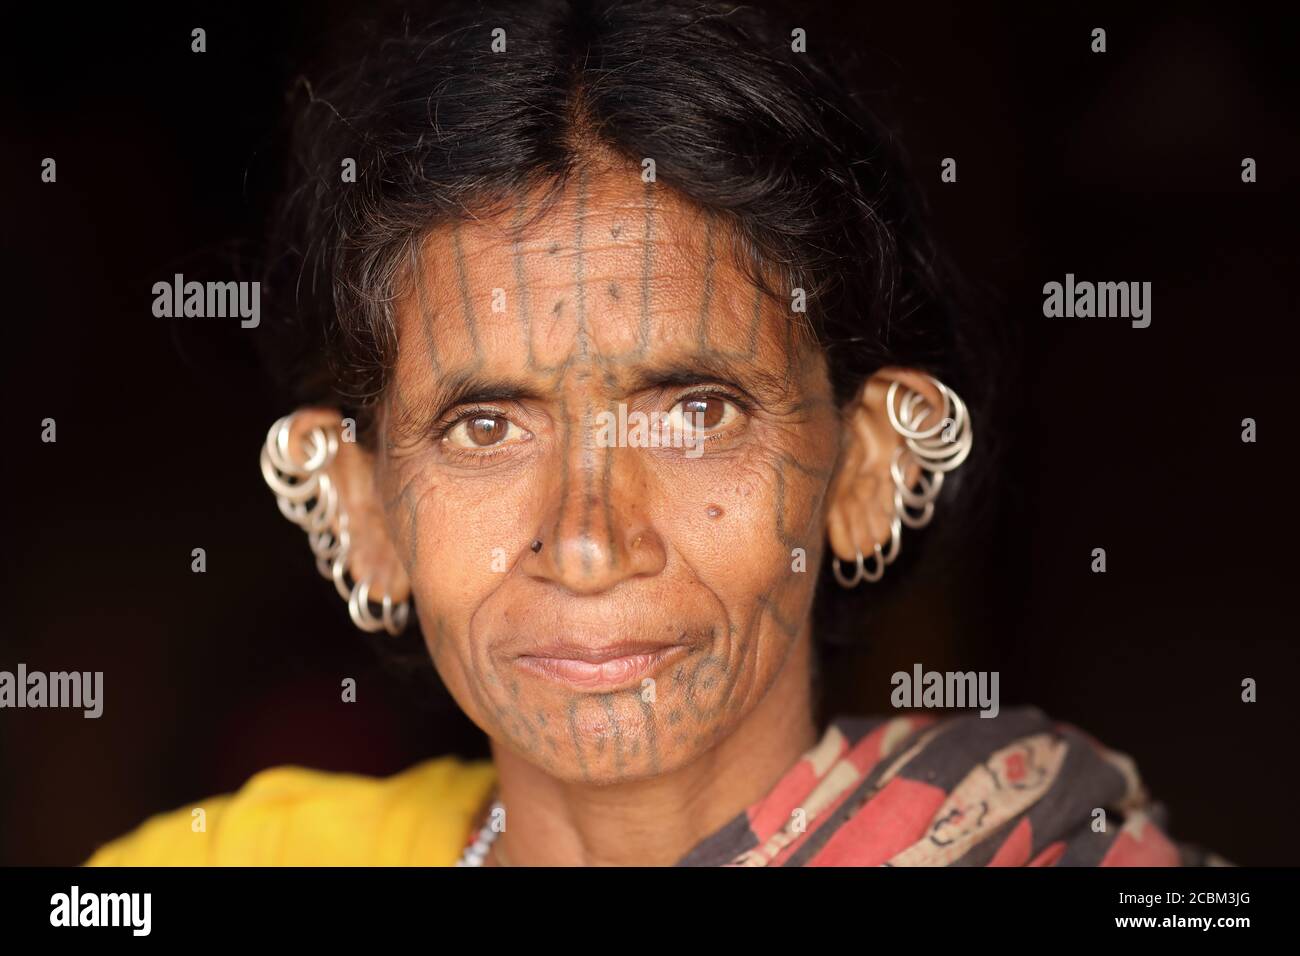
[524,419,667,594]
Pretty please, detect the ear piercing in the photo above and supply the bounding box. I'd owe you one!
[832,515,901,587]
[260,413,410,635]
[831,374,973,589]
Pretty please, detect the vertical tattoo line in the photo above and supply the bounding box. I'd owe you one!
[511,206,536,370]
[601,402,617,570]
[638,691,661,775]
[639,178,656,355]
[554,397,572,574]
[600,693,625,775]
[411,239,443,375]
[451,223,483,358]
[574,167,589,361]
[696,215,716,350]
[567,697,591,782]
[747,282,763,358]
[580,399,595,577]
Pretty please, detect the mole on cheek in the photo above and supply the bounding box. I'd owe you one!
[706,504,724,519]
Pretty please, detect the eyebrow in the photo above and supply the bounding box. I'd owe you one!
[427,371,548,416]
[619,352,792,400]
[426,350,794,415]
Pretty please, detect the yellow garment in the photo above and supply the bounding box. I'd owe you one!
[83,756,497,866]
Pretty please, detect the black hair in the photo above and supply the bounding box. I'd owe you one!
[260,0,1011,678]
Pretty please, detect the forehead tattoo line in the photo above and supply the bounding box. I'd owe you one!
[425,184,797,392]
[694,215,716,351]
[636,178,655,356]
[573,166,589,363]
[408,237,444,376]
[673,201,787,369]
[519,176,660,376]
[510,204,538,371]
[450,222,485,360]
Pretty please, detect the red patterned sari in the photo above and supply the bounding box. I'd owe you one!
[676,706,1221,867]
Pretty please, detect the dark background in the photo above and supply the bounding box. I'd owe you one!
[2,1,1296,866]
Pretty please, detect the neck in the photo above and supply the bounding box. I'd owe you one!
[487,629,818,866]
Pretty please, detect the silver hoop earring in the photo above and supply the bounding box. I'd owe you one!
[859,542,886,583]
[833,540,888,590]
[260,413,411,636]
[885,375,973,531]
[881,515,902,565]
[832,374,973,589]
[832,554,863,588]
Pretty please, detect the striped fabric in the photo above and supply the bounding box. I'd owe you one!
[676,707,1222,867]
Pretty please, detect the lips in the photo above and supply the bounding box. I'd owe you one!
[514,640,690,691]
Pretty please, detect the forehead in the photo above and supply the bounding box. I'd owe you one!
[391,166,799,390]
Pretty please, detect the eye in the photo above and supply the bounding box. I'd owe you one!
[665,393,739,434]
[444,413,530,449]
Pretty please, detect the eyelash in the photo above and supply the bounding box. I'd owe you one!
[433,404,501,438]
[679,386,748,409]
[431,387,751,460]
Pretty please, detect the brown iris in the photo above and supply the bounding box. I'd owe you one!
[467,415,508,446]
[683,396,724,429]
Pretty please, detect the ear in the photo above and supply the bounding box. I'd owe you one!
[826,367,944,563]
[284,408,412,604]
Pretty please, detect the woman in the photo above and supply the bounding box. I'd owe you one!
[85,0,1212,867]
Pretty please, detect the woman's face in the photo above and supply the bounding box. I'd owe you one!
[372,167,842,785]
